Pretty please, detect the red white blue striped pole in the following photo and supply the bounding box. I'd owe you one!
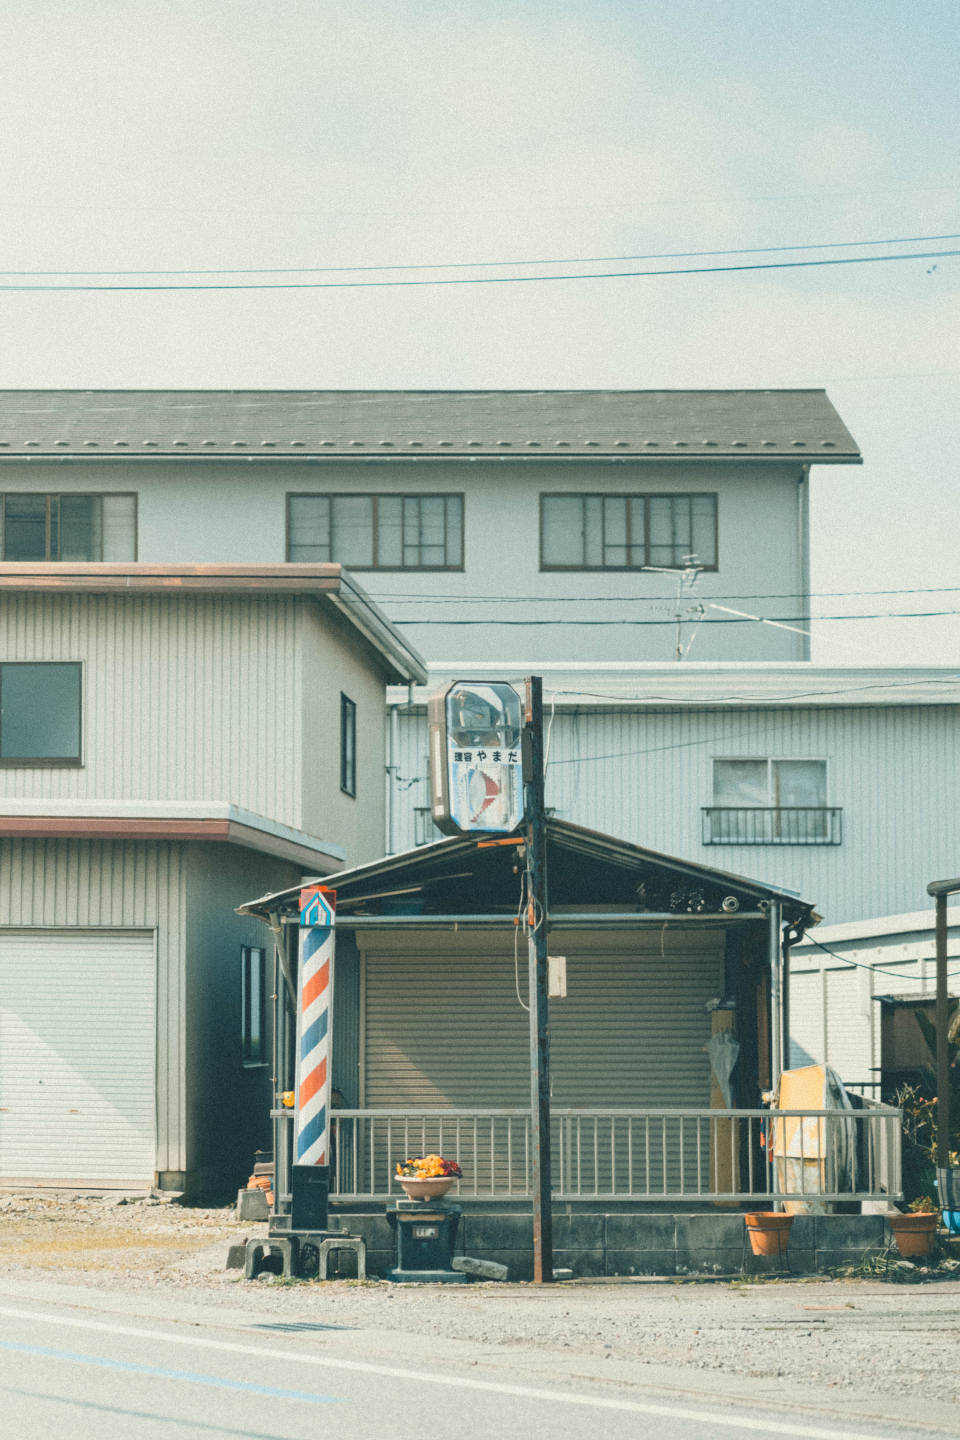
[295,886,336,1166]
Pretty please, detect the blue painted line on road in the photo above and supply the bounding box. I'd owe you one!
[0,1339,344,1406]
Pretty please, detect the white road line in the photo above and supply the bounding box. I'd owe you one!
[0,1304,899,1440]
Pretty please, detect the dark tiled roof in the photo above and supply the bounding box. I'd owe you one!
[0,389,860,461]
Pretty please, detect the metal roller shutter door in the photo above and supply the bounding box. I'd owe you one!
[0,929,156,1185]
[361,928,725,1108]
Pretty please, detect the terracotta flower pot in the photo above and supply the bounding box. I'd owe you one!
[744,1212,793,1257]
[888,1212,937,1258]
[395,1175,456,1201]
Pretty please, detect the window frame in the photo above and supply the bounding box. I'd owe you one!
[0,492,138,562]
[708,756,834,844]
[241,944,268,1068]
[340,692,357,797]
[0,661,83,767]
[286,491,465,571]
[539,491,718,571]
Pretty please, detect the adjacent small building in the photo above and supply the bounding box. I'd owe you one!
[0,562,425,1192]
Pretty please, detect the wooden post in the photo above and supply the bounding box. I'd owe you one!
[523,675,553,1284]
[936,891,951,1169]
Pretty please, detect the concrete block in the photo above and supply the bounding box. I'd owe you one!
[551,1212,605,1250]
[224,1243,247,1270]
[784,1248,816,1274]
[604,1214,676,1250]
[815,1248,880,1272]
[785,1215,816,1250]
[331,1213,393,1251]
[606,1248,676,1276]
[675,1214,744,1251]
[451,1256,509,1281]
[235,1188,269,1221]
[317,1236,366,1281]
[554,1249,604,1278]
[459,1212,530,1251]
[680,1248,743,1275]
[815,1214,884,1250]
[363,1250,395,1279]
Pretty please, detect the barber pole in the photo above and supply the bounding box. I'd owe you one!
[295,885,336,1166]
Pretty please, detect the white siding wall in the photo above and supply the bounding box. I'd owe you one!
[789,918,960,1086]
[0,458,806,664]
[0,593,302,825]
[392,702,960,926]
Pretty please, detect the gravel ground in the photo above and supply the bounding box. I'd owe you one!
[3,1191,960,1411]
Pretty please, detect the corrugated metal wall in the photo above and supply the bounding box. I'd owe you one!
[358,927,723,1108]
[391,702,960,925]
[790,923,960,1086]
[0,593,303,827]
[0,838,186,1174]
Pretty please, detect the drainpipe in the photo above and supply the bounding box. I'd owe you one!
[797,465,811,661]
[768,900,783,1087]
[385,700,400,854]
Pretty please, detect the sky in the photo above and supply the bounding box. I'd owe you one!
[0,0,958,664]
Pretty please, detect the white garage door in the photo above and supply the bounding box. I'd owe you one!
[0,929,156,1185]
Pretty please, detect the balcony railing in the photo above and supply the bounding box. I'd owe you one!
[701,806,843,845]
[326,1105,901,1204]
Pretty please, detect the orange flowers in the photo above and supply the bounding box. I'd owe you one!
[396,1154,462,1179]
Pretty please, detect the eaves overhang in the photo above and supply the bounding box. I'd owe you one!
[0,562,427,686]
[0,801,345,871]
[238,817,814,926]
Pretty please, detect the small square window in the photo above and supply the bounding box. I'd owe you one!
[241,945,268,1067]
[340,693,357,797]
[0,662,82,764]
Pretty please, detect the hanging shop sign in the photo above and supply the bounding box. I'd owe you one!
[428,680,524,835]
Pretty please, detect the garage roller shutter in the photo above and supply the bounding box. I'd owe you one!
[0,929,156,1185]
[361,928,724,1109]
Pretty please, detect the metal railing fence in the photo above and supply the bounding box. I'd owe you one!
[701,807,843,845]
[328,1105,901,1203]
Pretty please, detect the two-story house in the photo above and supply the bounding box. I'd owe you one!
[0,388,860,665]
[0,562,425,1192]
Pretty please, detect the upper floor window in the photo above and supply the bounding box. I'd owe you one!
[0,493,137,562]
[0,662,82,765]
[540,493,717,570]
[287,493,463,570]
[340,693,357,797]
[704,758,840,845]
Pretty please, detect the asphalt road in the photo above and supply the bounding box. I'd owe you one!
[0,1284,954,1440]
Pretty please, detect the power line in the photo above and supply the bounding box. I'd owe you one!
[2,230,957,278]
[395,607,960,625]
[0,247,956,291]
[373,584,960,605]
[802,933,960,981]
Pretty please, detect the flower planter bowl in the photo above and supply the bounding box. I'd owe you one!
[888,1212,938,1258]
[395,1175,456,1202]
[744,1212,793,1257]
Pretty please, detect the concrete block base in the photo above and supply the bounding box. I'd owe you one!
[330,1202,891,1279]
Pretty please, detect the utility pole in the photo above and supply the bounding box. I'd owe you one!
[523,675,553,1283]
[927,876,959,1171]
